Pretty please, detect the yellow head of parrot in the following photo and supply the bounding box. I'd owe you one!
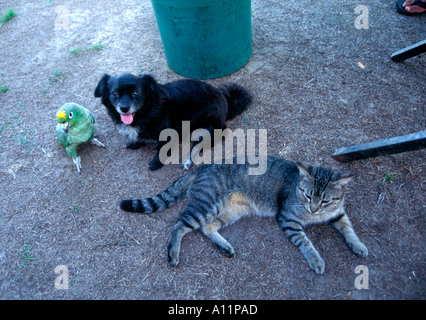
[56,109,67,122]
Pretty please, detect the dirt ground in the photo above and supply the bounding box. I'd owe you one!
[0,0,424,300]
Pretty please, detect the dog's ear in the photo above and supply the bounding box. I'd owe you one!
[139,74,163,102]
[139,74,158,93]
[94,74,111,98]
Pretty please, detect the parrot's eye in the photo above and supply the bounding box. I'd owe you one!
[69,112,73,119]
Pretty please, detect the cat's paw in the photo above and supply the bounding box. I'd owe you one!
[218,244,235,257]
[307,255,325,274]
[350,241,368,258]
[167,251,179,267]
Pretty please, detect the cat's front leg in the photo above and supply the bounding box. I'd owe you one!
[329,213,368,258]
[278,216,325,274]
[290,232,325,274]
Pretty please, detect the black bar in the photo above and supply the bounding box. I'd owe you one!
[332,130,426,162]
[391,39,426,62]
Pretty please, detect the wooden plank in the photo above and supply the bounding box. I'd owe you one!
[391,39,426,62]
[332,130,426,163]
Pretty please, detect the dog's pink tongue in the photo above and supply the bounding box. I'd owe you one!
[120,113,134,125]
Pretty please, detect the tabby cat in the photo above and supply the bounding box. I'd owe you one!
[120,156,368,274]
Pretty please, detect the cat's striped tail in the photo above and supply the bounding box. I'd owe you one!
[119,170,199,214]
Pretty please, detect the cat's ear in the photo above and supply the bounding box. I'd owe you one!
[333,174,353,189]
[296,162,312,179]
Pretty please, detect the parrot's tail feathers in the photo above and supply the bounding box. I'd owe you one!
[120,169,199,214]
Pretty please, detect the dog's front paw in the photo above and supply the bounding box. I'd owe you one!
[183,161,192,170]
[149,159,164,171]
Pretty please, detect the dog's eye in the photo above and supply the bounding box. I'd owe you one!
[132,91,140,97]
[69,112,73,119]
[111,91,118,98]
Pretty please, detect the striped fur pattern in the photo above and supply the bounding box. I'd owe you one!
[120,156,368,274]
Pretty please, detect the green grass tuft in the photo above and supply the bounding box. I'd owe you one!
[383,170,398,185]
[88,43,104,51]
[68,47,84,58]
[0,9,18,28]
[68,43,104,57]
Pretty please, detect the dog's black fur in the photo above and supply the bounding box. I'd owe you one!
[94,73,252,170]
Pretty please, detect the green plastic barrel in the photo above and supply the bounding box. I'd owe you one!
[151,0,252,79]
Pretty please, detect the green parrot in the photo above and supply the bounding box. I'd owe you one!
[56,102,106,174]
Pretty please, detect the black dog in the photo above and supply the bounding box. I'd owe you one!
[94,73,252,171]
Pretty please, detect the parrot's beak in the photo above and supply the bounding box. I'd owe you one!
[62,122,71,133]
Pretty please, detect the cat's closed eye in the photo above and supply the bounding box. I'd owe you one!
[299,187,311,200]
[321,196,342,206]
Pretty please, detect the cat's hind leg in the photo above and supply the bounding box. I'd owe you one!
[167,199,212,266]
[201,192,253,258]
[167,220,193,267]
[201,220,235,257]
